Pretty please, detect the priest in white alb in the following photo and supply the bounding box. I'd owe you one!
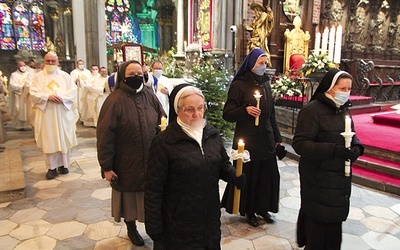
[9,61,33,130]
[70,59,91,119]
[30,52,79,180]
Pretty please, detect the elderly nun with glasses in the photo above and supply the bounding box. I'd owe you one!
[145,85,246,249]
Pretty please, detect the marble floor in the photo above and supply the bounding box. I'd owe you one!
[1,124,400,250]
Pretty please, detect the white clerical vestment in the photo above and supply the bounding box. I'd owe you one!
[70,68,91,116]
[82,73,107,127]
[9,70,33,129]
[146,74,174,120]
[30,69,78,154]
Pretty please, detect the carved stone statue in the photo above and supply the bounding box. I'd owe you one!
[283,16,310,75]
[246,3,274,67]
[331,0,344,24]
[370,1,389,51]
[55,34,65,58]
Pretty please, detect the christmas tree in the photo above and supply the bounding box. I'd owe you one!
[187,55,235,140]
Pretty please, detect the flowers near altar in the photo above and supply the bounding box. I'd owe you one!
[271,75,303,100]
[300,52,337,76]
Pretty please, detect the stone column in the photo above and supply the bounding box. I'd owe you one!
[72,0,86,64]
[97,0,107,68]
[212,0,223,51]
[176,0,184,55]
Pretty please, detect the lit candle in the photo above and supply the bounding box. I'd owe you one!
[328,26,336,61]
[253,91,262,126]
[345,115,351,134]
[321,27,329,54]
[233,139,245,214]
[160,116,167,131]
[314,31,321,55]
[333,25,342,64]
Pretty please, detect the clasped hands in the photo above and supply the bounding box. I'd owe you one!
[48,95,63,104]
[333,145,362,163]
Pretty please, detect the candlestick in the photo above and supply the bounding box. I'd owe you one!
[328,26,336,62]
[314,31,321,55]
[321,27,329,54]
[233,139,245,214]
[333,25,342,64]
[253,91,262,126]
[341,115,355,176]
[159,116,167,131]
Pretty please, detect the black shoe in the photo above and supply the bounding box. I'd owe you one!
[46,169,59,180]
[125,220,145,246]
[58,166,69,174]
[246,214,259,227]
[258,212,275,224]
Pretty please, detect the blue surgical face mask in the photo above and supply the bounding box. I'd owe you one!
[334,91,350,106]
[252,64,266,76]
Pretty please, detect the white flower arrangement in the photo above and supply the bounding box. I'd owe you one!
[271,75,304,100]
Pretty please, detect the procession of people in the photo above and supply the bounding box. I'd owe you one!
[0,44,365,249]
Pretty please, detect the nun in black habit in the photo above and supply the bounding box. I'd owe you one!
[221,48,283,227]
[292,68,364,249]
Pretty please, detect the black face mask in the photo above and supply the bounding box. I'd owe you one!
[124,76,143,89]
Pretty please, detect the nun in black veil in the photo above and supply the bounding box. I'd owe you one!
[292,68,364,249]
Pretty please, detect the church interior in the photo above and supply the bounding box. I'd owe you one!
[0,0,400,249]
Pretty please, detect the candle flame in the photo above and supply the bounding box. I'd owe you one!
[238,139,244,144]
[255,91,260,95]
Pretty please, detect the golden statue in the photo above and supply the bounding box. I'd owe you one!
[44,36,55,53]
[246,3,274,67]
[283,16,310,75]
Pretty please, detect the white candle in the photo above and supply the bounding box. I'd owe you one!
[333,25,342,64]
[321,27,329,54]
[314,31,321,55]
[184,41,187,52]
[345,115,351,134]
[253,91,262,126]
[328,26,336,61]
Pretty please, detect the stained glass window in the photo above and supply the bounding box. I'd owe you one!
[105,0,138,46]
[13,1,31,50]
[30,2,44,50]
[0,1,16,50]
[0,0,44,51]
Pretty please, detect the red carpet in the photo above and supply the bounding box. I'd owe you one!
[371,111,400,128]
[352,166,400,186]
[352,112,400,153]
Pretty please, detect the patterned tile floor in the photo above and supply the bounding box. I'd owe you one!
[1,124,400,249]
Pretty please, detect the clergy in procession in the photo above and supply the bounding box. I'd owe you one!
[9,61,33,130]
[70,59,91,118]
[81,65,103,127]
[145,60,174,119]
[30,52,78,180]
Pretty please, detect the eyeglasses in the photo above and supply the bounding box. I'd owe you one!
[180,104,207,114]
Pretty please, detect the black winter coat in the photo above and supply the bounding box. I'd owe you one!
[292,93,364,223]
[223,71,282,160]
[97,83,165,192]
[145,121,237,249]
